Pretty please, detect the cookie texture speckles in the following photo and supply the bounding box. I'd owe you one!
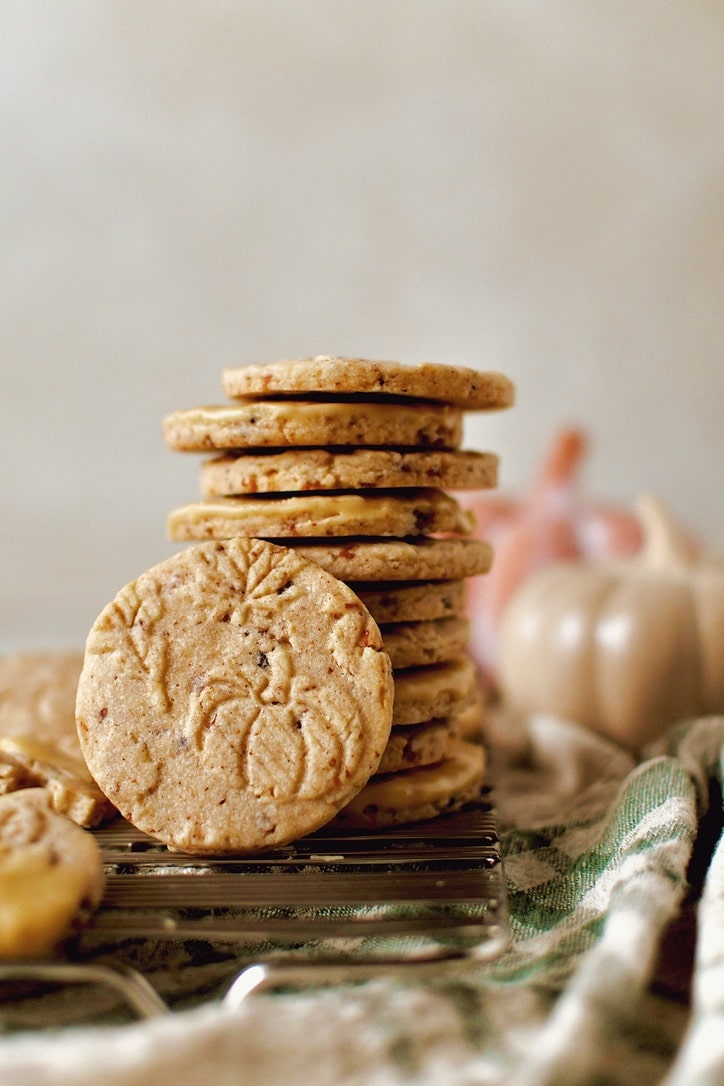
[76,538,394,853]
[221,356,515,411]
[167,489,475,543]
[163,401,463,452]
[200,448,498,497]
[353,579,467,625]
[375,718,460,775]
[290,537,494,584]
[0,788,104,959]
[381,617,471,671]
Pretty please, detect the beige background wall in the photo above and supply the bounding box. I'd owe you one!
[2,1,722,653]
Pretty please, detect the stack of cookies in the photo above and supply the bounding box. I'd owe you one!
[163,356,514,831]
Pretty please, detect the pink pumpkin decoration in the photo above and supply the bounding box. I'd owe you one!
[462,428,643,689]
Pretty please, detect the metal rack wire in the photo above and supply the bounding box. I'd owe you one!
[0,797,509,1030]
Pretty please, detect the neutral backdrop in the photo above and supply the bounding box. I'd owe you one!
[2,1,722,653]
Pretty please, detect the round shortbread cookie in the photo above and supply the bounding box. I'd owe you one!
[163,401,462,452]
[76,538,394,854]
[221,357,515,411]
[375,717,460,775]
[0,788,105,959]
[381,617,471,670]
[452,685,487,741]
[0,651,115,828]
[392,655,479,726]
[353,580,467,625]
[167,489,474,543]
[332,739,485,829]
[289,537,493,583]
[200,448,498,497]
[0,651,85,761]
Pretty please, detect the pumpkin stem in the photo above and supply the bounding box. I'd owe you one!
[636,494,695,570]
[531,429,586,496]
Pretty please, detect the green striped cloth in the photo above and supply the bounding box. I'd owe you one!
[1,712,722,1085]
[480,712,722,1084]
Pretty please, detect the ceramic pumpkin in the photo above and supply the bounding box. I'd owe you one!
[497,496,724,750]
[462,428,642,688]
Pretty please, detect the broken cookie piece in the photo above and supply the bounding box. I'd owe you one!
[0,788,105,959]
[0,651,116,827]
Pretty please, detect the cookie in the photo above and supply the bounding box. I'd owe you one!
[381,617,471,670]
[200,448,498,497]
[76,538,394,853]
[392,655,479,726]
[0,761,23,793]
[0,737,114,828]
[163,401,463,452]
[452,685,486,741]
[0,651,85,761]
[375,717,460,775]
[221,356,515,411]
[0,651,115,827]
[332,739,486,828]
[353,579,467,625]
[0,788,105,959]
[288,537,494,584]
[167,489,474,543]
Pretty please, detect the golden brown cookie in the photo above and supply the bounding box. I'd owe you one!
[0,651,85,761]
[375,717,460,775]
[0,651,115,827]
[381,617,471,670]
[289,537,494,584]
[0,761,23,793]
[163,401,463,452]
[76,538,394,853]
[221,356,515,411]
[200,448,498,497]
[452,684,487,742]
[332,739,486,828]
[167,489,474,543]
[392,655,479,726]
[0,788,105,959]
[0,737,115,828]
[353,580,467,625]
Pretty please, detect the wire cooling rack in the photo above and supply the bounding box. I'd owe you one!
[0,794,509,1031]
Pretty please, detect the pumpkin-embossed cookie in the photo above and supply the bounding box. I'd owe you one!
[200,448,498,497]
[76,538,394,853]
[221,356,515,411]
[163,401,463,452]
[0,788,105,959]
[167,489,474,543]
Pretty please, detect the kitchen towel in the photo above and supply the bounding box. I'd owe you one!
[1,712,722,1085]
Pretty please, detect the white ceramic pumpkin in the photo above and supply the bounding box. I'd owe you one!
[497,496,724,750]
[462,428,642,690]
